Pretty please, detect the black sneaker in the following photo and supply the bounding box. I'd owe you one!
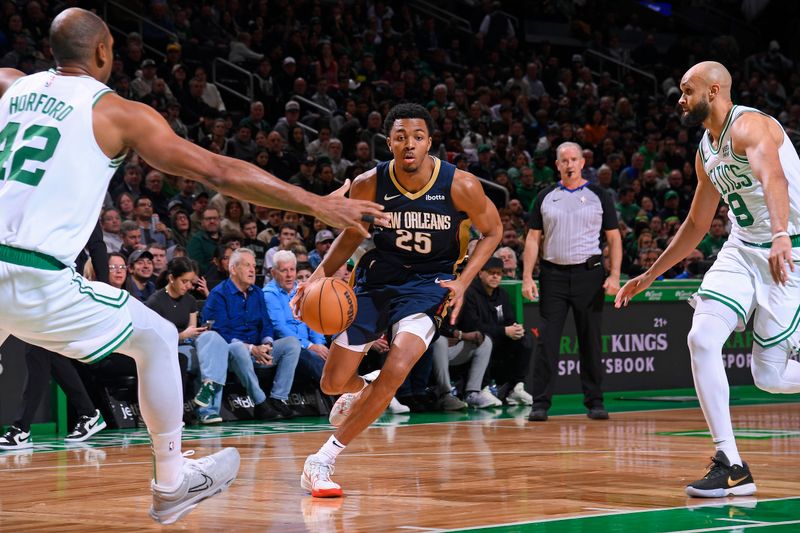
[268,398,295,419]
[587,407,609,420]
[528,409,548,422]
[253,400,282,421]
[685,451,757,497]
[0,425,32,450]
[65,409,107,442]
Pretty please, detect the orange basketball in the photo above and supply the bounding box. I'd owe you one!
[299,277,358,335]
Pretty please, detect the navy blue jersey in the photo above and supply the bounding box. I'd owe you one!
[371,156,470,276]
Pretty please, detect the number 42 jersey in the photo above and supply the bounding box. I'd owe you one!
[371,156,471,275]
[0,70,123,266]
[698,104,800,244]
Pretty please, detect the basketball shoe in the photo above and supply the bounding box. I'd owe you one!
[301,455,343,498]
[0,425,32,450]
[505,382,533,405]
[64,409,106,442]
[150,447,240,524]
[685,451,756,498]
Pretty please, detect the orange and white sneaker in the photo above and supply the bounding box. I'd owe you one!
[301,455,343,498]
[329,391,362,427]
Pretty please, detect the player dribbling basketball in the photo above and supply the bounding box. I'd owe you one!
[293,103,502,497]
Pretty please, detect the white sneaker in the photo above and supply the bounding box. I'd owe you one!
[64,409,106,442]
[329,390,363,427]
[0,425,32,450]
[301,454,343,498]
[150,447,240,525]
[387,397,410,414]
[466,387,502,408]
[505,382,533,405]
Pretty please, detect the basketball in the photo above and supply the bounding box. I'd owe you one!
[298,277,358,335]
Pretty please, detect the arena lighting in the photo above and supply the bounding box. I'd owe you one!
[639,1,673,16]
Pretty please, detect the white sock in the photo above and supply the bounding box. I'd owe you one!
[150,427,184,491]
[688,307,742,466]
[316,435,346,464]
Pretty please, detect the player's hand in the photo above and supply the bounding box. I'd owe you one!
[439,277,468,325]
[522,277,539,301]
[314,179,389,237]
[614,273,654,308]
[769,234,795,284]
[603,275,621,296]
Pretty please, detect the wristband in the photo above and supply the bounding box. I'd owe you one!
[456,330,463,341]
[248,344,254,354]
[771,231,790,241]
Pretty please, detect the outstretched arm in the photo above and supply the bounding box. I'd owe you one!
[93,95,386,235]
[615,152,719,307]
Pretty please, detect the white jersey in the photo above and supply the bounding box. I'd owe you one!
[698,104,800,243]
[0,70,124,266]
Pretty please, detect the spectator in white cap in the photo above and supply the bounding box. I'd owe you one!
[274,99,303,142]
[308,229,335,269]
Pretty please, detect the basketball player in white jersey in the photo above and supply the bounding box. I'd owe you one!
[0,8,385,524]
[616,61,800,497]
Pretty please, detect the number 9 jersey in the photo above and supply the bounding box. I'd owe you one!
[371,156,471,276]
[0,70,124,266]
[698,104,800,245]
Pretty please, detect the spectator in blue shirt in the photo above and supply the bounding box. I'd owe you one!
[195,248,300,422]
[263,250,327,385]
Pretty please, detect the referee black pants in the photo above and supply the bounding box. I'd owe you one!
[531,260,606,411]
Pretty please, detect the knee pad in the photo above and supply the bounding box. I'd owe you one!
[751,343,798,393]
[687,299,738,357]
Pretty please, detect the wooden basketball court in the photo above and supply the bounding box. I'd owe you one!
[1,387,799,532]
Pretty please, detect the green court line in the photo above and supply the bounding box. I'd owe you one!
[439,497,800,533]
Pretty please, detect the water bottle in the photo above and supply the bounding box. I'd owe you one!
[151,213,160,230]
[489,380,499,398]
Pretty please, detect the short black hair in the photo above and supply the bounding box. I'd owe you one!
[50,8,109,65]
[383,103,434,137]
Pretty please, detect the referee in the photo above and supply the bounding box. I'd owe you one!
[521,142,622,422]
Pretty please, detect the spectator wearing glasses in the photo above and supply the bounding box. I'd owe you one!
[187,207,222,272]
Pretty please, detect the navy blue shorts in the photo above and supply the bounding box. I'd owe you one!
[342,252,454,346]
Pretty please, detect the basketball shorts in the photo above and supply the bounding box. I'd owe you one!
[690,238,800,348]
[341,252,453,347]
[0,260,133,363]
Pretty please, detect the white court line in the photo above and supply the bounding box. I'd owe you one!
[397,527,446,532]
[672,519,800,532]
[431,496,800,533]
[583,507,629,512]
[715,518,767,524]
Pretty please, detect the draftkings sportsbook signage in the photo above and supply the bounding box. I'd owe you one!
[517,280,758,393]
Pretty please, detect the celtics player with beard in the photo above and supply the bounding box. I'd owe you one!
[0,8,385,524]
[616,61,800,497]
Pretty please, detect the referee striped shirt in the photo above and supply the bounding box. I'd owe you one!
[528,182,618,265]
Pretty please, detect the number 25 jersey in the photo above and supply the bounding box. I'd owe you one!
[371,156,471,275]
[0,70,123,266]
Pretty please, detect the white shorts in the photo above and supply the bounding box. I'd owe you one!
[333,313,436,352]
[0,262,133,363]
[690,238,800,348]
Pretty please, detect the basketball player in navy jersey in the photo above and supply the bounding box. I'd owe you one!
[294,103,502,497]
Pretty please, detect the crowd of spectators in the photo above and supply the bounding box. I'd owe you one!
[4,0,798,422]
